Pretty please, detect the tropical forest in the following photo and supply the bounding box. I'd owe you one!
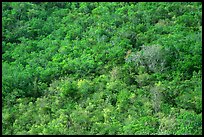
[2,2,202,135]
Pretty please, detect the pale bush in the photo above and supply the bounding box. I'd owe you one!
[125,45,167,73]
[158,115,177,135]
[150,84,164,113]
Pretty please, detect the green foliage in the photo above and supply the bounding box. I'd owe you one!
[175,71,202,113]
[175,109,202,135]
[2,2,202,135]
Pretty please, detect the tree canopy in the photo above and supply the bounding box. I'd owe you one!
[2,2,202,135]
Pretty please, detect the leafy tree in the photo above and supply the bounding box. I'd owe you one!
[2,2,202,135]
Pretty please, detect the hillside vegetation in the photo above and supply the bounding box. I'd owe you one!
[2,2,202,135]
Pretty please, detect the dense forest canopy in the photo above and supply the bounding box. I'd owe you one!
[2,2,202,135]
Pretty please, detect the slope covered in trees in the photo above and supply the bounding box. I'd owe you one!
[2,2,202,135]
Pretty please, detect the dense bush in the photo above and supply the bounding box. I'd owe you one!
[2,2,202,135]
